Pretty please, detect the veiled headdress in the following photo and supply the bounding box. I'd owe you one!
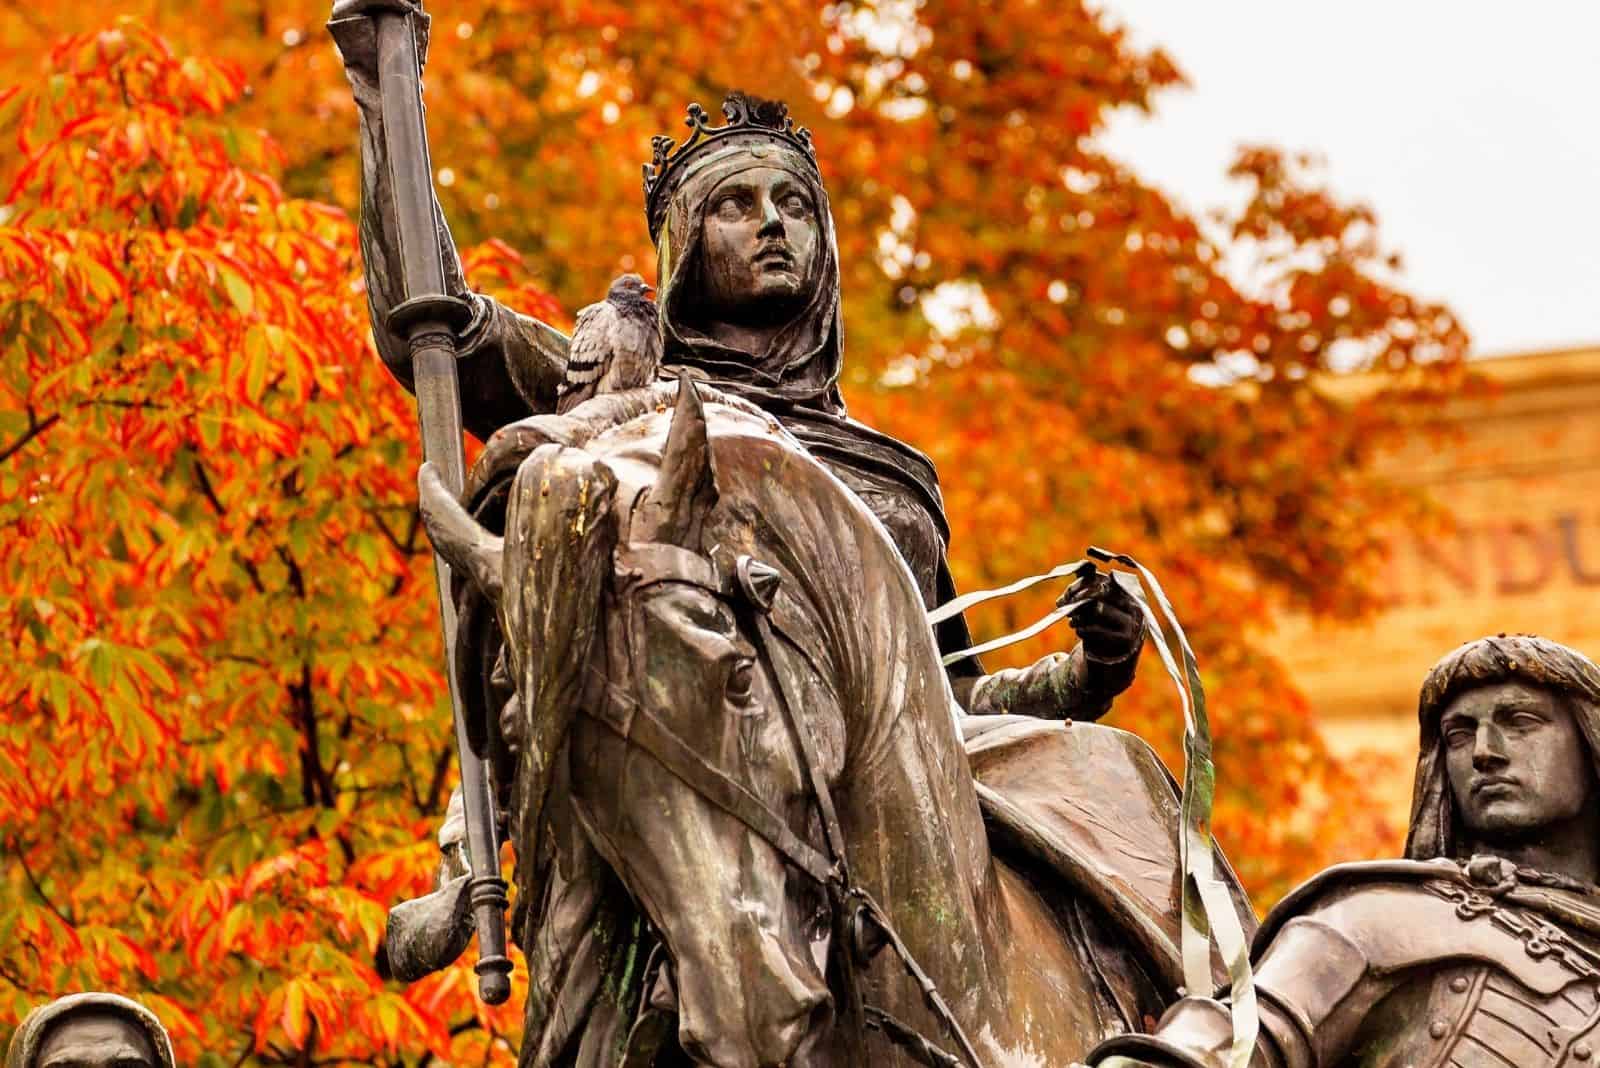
[645,92,844,409]
[1404,633,1600,861]
[5,993,176,1068]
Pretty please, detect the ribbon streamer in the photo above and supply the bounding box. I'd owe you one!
[927,559,1093,627]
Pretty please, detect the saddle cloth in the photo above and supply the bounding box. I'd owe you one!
[962,715,1258,994]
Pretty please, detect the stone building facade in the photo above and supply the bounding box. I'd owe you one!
[1263,345,1600,820]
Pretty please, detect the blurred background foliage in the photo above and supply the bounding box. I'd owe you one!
[0,1,1470,1062]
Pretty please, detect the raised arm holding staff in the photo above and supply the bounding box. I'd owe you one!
[327,0,1146,724]
[327,0,509,1004]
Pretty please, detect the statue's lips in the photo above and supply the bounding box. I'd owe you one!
[754,245,796,272]
[1471,775,1521,797]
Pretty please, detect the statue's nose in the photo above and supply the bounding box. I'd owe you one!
[758,196,784,234]
[1471,723,1509,769]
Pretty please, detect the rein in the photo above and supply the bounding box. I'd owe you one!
[605,541,984,1068]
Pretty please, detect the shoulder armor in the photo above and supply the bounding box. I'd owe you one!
[1256,860,1583,995]
[1254,859,1459,951]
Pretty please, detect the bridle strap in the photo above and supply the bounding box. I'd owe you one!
[748,595,984,1068]
[748,610,851,883]
[595,694,838,889]
[616,543,724,592]
[742,606,875,1056]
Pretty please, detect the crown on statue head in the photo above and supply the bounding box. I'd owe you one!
[643,92,818,243]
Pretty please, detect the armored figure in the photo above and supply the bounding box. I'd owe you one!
[327,0,1146,724]
[5,994,175,1068]
[1089,633,1600,1068]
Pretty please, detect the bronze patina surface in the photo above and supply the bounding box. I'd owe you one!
[321,3,1282,1064]
[325,0,1147,724]
[418,379,1251,1067]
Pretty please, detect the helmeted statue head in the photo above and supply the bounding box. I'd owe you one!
[1406,633,1600,866]
[642,92,845,411]
[5,994,175,1068]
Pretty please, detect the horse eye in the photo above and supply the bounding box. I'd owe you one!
[727,658,756,703]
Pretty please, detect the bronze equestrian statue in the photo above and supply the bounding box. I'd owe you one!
[327,2,1263,1064]
[1088,634,1600,1068]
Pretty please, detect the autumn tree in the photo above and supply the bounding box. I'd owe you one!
[0,24,558,1064]
[1,2,1467,1064]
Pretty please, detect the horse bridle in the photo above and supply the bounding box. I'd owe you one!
[594,539,984,1068]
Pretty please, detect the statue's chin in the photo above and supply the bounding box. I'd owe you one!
[1463,804,1551,843]
[751,271,805,302]
[705,288,810,330]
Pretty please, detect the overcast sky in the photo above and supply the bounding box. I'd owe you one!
[1095,0,1599,357]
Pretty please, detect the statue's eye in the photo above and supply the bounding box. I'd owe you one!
[727,658,756,704]
[714,194,748,220]
[780,193,811,217]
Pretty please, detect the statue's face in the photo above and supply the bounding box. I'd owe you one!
[35,1013,158,1068]
[1442,681,1596,842]
[697,165,820,323]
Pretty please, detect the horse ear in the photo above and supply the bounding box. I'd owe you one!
[635,376,719,546]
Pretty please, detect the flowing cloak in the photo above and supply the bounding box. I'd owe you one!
[5,994,176,1068]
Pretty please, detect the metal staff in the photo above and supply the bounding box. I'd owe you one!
[373,6,512,1005]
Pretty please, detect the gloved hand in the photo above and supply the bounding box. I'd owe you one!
[1059,567,1145,663]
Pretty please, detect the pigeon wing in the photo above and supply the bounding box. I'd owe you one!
[597,304,662,393]
[558,299,617,412]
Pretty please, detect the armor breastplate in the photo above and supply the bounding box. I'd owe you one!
[1360,882,1600,1068]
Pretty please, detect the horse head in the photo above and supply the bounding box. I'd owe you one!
[421,379,846,1067]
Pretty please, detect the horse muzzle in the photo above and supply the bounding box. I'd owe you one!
[673,932,833,1068]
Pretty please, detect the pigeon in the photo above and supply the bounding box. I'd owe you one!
[557,273,662,414]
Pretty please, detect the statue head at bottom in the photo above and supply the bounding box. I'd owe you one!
[5,994,174,1068]
[1082,633,1600,1068]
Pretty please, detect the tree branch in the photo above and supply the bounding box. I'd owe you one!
[276,544,306,599]
[422,743,455,816]
[0,958,46,997]
[398,741,423,810]
[229,1035,256,1068]
[363,505,416,556]
[193,460,267,593]
[0,408,60,466]
[292,661,337,809]
[12,842,76,927]
[297,1016,319,1068]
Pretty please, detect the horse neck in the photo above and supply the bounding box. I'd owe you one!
[727,430,996,955]
[823,514,996,960]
